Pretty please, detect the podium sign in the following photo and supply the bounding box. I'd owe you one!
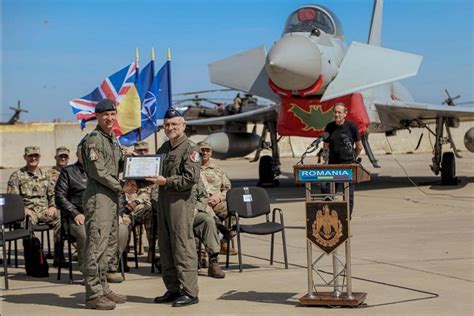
[306,202,348,255]
[297,168,353,183]
[294,164,370,184]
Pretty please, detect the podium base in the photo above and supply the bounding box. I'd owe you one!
[299,292,367,307]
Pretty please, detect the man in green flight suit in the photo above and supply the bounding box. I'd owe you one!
[81,99,127,310]
[147,108,200,307]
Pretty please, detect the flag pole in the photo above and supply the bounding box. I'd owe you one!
[135,48,143,142]
[151,47,159,153]
[167,48,172,107]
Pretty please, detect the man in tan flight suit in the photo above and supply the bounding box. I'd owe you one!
[147,108,200,307]
[81,99,127,310]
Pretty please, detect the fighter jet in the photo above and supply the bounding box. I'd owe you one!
[187,0,474,186]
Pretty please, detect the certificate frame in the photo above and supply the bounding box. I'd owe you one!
[123,154,163,180]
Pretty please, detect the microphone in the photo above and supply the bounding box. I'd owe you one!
[310,132,329,148]
[297,132,329,165]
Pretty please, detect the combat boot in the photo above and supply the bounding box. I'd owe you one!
[106,272,124,283]
[85,296,116,310]
[105,291,127,304]
[219,240,237,256]
[208,257,225,278]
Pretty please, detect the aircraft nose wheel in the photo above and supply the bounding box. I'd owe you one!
[258,155,278,187]
[441,152,458,185]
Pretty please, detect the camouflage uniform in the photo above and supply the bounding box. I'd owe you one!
[201,161,231,220]
[7,166,60,240]
[124,183,155,254]
[48,146,70,184]
[193,176,220,256]
[47,166,62,185]
[81,125,124,300]
[157,134,200,298]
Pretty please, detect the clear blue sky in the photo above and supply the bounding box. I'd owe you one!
[2,0,473,122]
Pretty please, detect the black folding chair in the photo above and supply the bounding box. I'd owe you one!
[130,215,142,269]
[226,186,288,272]
[56,222,74,283]
[0,194,32,290]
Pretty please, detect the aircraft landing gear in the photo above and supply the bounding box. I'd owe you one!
[430,117,461,185]
[441,152,457,185]
[258,155,277,187]
[254,120,281,187]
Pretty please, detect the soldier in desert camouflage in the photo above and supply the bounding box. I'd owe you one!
[7,145,62,264]
[47,146,70,184]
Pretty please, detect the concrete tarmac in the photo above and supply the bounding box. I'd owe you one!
[1,152,473,315]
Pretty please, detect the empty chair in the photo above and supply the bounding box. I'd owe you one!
[225,187,288,272]
[0,194,32,290]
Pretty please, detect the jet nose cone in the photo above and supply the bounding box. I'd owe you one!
[266,35,321,91]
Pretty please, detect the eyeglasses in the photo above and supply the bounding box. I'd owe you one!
[164,122,184,128]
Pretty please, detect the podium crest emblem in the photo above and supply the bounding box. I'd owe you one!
[306,202,348,254]
[313,205,342,247]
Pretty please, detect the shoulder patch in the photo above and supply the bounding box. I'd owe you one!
[190,150,201,163]
[89,148,99,161]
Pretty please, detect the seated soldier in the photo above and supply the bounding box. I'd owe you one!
[7,146,62,266]
[55,143,130,283]
[193,175,225,278]
[121,141,155,262]
[198,141,236,255]
[48,146,70,184]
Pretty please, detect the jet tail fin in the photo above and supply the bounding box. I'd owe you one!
[368,0,384,46]
[320,42,422,102]
[208,46,279,102]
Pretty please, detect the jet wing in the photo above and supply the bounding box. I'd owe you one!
[321,42,423,101]
[208,46,279,103]
[375,99,474,128]
[186,105,278,126]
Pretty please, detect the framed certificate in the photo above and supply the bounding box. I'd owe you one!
[123,155,163,180]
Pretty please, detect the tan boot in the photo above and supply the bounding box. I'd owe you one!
[208,257,225,278]
[85,296,116,310]
[106,272,124,283]
[220,240,238,256]
[105,291,127,304]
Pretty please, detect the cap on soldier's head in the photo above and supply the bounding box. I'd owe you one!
[56,146,70,156]
[164,107,183,119]
[24,146,40,156]
[95,99,117,113]
[134,141,149,151]
[199,141,212,151]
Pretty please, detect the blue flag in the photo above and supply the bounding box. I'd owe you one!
[119,60,172,146]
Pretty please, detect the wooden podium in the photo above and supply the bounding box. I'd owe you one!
[293,164,370,306]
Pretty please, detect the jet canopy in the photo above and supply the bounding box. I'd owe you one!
[283,5,343,37]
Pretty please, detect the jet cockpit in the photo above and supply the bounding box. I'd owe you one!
[283,5,343,38]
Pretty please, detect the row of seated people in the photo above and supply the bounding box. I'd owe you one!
[7,140,235,281]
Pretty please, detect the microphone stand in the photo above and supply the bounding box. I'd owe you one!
[297,144,319,165]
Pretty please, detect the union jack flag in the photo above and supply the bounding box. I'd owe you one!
[69,62,137,128]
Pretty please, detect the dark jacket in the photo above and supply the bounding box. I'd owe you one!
[55,161,87,221]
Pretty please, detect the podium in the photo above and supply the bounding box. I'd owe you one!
[293,164,370,306]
